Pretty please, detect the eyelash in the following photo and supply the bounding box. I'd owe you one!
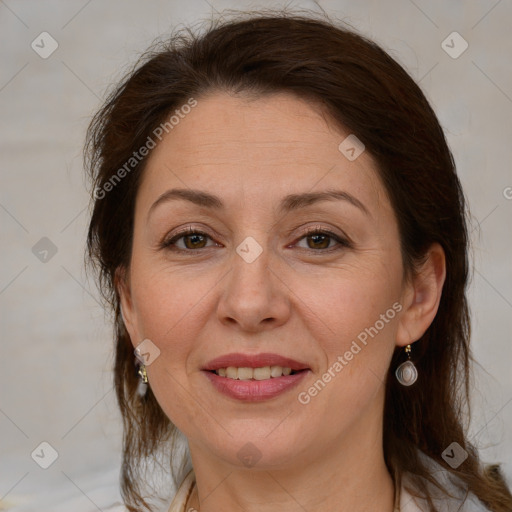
[160,225,351,254]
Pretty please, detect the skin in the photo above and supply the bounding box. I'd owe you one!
[118,91,446,512]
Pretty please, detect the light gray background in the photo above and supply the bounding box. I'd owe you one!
[1,1,511,510]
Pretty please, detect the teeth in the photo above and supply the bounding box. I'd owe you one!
[215,365,294,380]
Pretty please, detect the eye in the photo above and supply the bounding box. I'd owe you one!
[161,227,219,252]
[293,226,351,252]
[160,225,351,254]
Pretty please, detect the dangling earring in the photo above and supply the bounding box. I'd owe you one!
[137,361,148,397]
[395,344,418,386]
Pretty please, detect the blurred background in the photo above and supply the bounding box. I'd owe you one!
[1,1,511,510]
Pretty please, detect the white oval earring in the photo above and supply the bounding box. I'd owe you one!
[395,344,418,386]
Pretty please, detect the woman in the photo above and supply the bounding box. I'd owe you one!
[84,10,512,512]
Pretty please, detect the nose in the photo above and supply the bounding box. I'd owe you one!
[216,236,291,333]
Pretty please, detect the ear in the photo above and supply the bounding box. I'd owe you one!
[115,266,140,347]
[396,242,446,347]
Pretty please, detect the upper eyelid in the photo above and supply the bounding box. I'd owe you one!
[167,224,344,240]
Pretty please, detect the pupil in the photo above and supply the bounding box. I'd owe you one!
[187,234,204,248]
[310,234,328,249]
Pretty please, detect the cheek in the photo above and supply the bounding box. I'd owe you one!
[129,258,212,350]
[294,256,402,346]
[129,266,214,428]
[293,259,401,399]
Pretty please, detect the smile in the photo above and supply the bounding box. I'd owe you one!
[212,366,297,380]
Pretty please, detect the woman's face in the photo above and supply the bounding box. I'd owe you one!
[119,91,418,470]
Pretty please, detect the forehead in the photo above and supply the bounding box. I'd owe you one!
[137,91,389,217]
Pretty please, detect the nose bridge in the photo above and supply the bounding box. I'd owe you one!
[217,230,289,330]
[231,232,272,298]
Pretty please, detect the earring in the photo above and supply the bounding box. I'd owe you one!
[137,363,148,397]
[395,344,418,386]
[138,364,148,383]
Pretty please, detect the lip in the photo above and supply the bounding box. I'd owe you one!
[201,352,310,371]
[203,368,311,402]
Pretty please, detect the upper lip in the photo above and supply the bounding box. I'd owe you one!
[202,352,310,371]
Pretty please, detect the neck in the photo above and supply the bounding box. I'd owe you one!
[187,467,395,512]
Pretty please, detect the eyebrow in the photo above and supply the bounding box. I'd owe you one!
[147,187,371,221]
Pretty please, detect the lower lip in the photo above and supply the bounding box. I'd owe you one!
[203,370,310,402]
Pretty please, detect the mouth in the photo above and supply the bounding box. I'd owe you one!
[206,366,307,380]
[203,368,310,402]
[201,352,311,401]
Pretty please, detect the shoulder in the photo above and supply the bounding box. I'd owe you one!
[400,451,492,512]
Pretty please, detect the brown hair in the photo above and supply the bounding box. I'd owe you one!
[84,9,512,512]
